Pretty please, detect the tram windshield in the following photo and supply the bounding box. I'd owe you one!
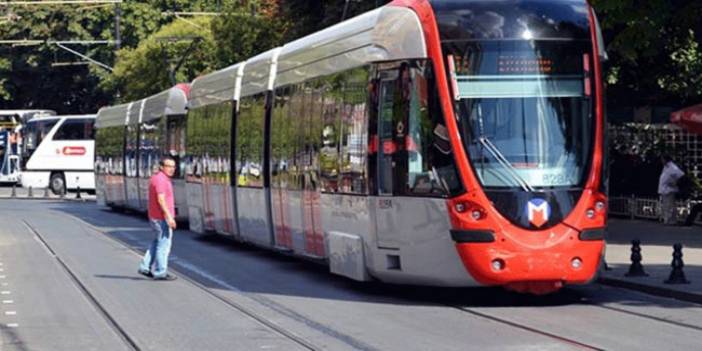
[447,40,594,190]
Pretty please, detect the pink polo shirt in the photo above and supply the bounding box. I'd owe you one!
[148,171,175,220]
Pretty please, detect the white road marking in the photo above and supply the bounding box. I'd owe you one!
[0,275,6,279]
[2,300,13,304]
[1,283,7,286]
[5,311,16,315]
[7,323,18,327]
[1,291,10,295]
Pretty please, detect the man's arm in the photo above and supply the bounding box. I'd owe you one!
[158,193,176,229]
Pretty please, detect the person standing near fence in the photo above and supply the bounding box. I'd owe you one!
[658,154,684,225]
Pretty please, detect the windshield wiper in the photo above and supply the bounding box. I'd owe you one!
[473,104,534,192]
[478,136,535,192]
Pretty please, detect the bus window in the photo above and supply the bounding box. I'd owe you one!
[23,119,58,154]
[53,119,95,140]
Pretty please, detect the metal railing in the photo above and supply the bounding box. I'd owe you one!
[608,196,699,223]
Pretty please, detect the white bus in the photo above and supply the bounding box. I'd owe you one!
[20,114,96,194]
[0,110,56,183]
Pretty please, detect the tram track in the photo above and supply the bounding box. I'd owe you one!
[450,305,605,350]
[446,285,702,351]
[33,206,702,351]
[61,213,381,351]
[22,220,142,351]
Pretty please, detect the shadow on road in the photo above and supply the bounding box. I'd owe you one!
[39,200,700,309]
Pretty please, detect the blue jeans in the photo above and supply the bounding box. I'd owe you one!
[139,219,172,278]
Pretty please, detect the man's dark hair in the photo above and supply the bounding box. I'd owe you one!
[159,156,176,166]
[661,154,673,162]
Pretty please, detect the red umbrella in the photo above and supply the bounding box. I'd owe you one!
[671,103,702,135]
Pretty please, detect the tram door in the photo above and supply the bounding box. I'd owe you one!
[374,66,409,249]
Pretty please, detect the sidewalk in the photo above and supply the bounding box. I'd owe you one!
[601,217,702,303]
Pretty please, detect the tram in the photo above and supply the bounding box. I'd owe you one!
[94,84,190,220]
[95,0,607,294]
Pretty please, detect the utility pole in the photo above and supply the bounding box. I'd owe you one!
[114,2,121,51]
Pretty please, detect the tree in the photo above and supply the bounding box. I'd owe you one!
[0,1,221,112]
[104,16,216,102]
[591,0,702,107]
[279,0,388,42]
[210,0,284,67]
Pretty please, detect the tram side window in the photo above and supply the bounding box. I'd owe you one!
[320,79,341,193]
[95,128,108,175]
[54,119,95,140]
[285,84,304,191]
[209,103,232,184]
[100,126,124,176]
[139,119,160,178]
[271,86,292,189]
[236,94,266,188]
[338,68,369,195]
[125,124,139,177]
[404,62,462,197]
[186,106,206,180]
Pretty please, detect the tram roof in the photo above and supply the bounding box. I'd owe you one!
[276,5,426,87]
[189,64,243,110]
[96,102,131,128]
[187,4,426,106]
[96,85,189,128]
[141,84,189,123]
[241,48,281,98]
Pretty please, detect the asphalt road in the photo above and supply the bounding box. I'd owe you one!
[1,199,701,350]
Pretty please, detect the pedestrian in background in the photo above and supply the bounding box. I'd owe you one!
[138,156,178,280]
[658,154,684,225]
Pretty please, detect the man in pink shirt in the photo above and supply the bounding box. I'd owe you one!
[138,157,177,280]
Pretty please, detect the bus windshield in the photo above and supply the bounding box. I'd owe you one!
[447,40,594,190]
[22,119,58,160]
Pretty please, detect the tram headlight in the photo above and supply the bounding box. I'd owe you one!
[595,201,606,212]
[491,259,505,271]
[454,201,487,221]
[571,257,583,269]
[455,203,466,213]
[586,209,595,219]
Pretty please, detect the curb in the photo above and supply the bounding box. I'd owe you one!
[0,196,95,202]
[598,277,702,304]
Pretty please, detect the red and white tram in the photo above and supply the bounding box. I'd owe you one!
[96,0,607,294]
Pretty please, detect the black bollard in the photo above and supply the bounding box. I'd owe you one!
[60,189,65,199]
[664,243,690,284]
[43,187,50,198]
[625,239,649,277]
[27,186,33,198]
[76,185,82,200]
[10,184,16,198]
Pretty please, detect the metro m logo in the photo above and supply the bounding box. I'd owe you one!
[526,198,550,228]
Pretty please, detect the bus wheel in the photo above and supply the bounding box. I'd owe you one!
[50,173,66,195]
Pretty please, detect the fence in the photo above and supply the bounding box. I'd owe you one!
[608,196,700,223]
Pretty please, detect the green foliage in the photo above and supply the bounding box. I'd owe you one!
[0,1,220,112]
[106,16,216,102]
[210,1,284,66]
[591,0,702,106]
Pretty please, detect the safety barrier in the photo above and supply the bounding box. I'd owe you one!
[608,196,699,224]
